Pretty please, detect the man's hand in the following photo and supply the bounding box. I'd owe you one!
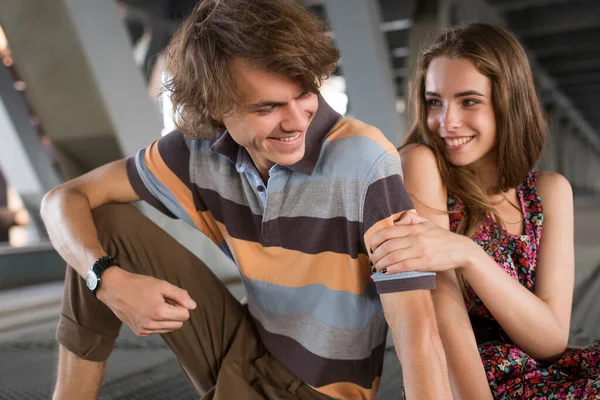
[370,212,476,275]
[97,267,197,336]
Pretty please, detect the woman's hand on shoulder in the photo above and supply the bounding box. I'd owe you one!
[370,145,477,274]
[370,211,477,274]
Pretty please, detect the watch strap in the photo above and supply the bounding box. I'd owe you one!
[92,255,118,276]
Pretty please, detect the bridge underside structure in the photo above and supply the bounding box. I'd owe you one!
[0,0,599,398]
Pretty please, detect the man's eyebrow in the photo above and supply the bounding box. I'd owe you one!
[248,100,287,109]
[247,91,309,109]
[424,90,485,97]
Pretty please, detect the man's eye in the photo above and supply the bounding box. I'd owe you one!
[256,108,274,115]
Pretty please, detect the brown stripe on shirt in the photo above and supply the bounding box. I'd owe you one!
[198,184,368,257]
[362,174,414,236]
[375,274,436,294]
[253,317,386,389]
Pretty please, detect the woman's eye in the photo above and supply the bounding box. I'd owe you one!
[426,99,441,107]
[463,99,478,106]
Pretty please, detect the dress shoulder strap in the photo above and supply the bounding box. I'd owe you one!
[518,171,544,241]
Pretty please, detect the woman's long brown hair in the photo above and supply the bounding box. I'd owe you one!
[402,23,547,293]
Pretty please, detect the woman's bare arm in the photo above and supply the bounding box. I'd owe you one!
[460,172,574,361]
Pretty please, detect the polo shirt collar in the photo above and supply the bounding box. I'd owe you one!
[210,128,239,165]
[210,94,341,175]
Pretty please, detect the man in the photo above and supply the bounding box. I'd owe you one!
[42,0,451,399]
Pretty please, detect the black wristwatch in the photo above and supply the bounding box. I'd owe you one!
[85,255,118,295]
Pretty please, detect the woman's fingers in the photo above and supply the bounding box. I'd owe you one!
[371,236,414,265]
[394,211,427,226]
[370,224,420,253]
[381,257,427,275]
[373,245,422,273]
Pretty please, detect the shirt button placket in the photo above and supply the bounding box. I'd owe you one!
[261,170,282,246]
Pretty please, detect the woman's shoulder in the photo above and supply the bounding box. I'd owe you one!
[535,171,572,197]
[399,142,436,159]
[399,143,444,184]
[533,171,573,214]
[398,144,449,216]
[399,143,441,176]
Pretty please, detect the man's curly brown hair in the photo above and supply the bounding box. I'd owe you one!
[163,0,339,140]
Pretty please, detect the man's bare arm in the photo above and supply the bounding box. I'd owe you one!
[41,160,195,336]
[380,289,452,399]
[41,159,140,277]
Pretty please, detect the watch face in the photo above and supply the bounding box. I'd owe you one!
[85,270,99,291]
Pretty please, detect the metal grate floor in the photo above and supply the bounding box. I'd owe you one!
[0,323,197,399]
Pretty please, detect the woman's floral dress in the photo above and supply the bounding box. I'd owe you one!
[448,171,600,399]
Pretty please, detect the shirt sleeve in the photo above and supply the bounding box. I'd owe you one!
[362,152,436,294]
[125,130,198,224]
[125,131,229,251]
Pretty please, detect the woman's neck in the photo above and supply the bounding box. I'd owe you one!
[471,152,502,195]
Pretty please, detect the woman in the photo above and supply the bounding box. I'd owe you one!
[370,23,600,399]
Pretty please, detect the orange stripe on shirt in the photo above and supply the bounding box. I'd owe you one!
[198,210,225,244]
[314,377,381,400]
[215,221,372,294]
[326,118,399,158]
[144,141,221,244]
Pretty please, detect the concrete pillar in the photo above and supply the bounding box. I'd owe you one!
[0,0,164,179]
[322,0,404,144]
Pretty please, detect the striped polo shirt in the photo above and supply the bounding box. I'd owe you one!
[125,96,435,399]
